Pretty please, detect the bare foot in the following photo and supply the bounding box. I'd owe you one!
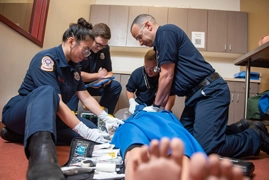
[125,137,250,180]
[189,153,249,180]
[125,137,183,180]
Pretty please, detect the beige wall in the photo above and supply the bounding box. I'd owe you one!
[241,0,269,92]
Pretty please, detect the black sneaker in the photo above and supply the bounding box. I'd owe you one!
[0,127,24,143]
[249,121,269,155]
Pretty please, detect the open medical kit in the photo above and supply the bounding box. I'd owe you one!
[61,137,125,180]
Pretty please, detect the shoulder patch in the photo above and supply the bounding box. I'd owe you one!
[41,56,54,72]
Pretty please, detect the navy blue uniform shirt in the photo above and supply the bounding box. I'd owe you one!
[153,24,215,96]
[126,66,159,105]
[80,46,112,84]
[18,45,86,103]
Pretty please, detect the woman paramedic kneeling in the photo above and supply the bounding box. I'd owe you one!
[1,18,123,180]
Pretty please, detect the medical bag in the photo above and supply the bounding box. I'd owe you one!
[247,90,269,120]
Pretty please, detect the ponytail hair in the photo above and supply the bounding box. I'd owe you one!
[62,17,94,42]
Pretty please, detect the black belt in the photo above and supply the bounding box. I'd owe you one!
[187,72,221,99]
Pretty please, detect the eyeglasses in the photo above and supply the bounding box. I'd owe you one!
[144,66,155,72]
[95,40,108,49]
[77,42,91,57]
[135,23,145,41]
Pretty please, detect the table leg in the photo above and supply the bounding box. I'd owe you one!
[244,58,251,118]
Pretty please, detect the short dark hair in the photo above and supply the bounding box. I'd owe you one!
[62,17,94,42]
[130,14,156,32]
[93,23,111,40]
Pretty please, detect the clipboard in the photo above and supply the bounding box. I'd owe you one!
[85,76,115,88]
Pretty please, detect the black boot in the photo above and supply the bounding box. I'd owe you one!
[0,127,24,143]
[226,118,250,135]
[233,118,250,132]
[26,131,65,180]
[249,121,269,155]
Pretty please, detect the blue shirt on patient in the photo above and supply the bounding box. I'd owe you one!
[111,109,206,158]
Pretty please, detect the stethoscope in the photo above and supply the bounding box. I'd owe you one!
[142,68,151,89]
[153,47,160,73]
[142,67,159,90]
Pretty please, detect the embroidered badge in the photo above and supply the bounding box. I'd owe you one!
[100,52,105,60]
[41,56,54,72]
[74,72,80,81]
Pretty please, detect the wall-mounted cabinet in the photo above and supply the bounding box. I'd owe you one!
[89,5,110,25]
[108,5,129,47]
[187,9,208,51]
[207,10,248,54]
[168,8,187,33]
[126,6,168,47]
[126,6,149,47]
[148,7,168,25]
[89,5,248,56]
[90,5,129,47]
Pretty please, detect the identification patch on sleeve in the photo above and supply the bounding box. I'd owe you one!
[41,56,54,72]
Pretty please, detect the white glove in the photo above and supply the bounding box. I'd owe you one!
[143,105,164,112]
[73,122,110,143]
[98,111,124,131]
[128,98,139,114]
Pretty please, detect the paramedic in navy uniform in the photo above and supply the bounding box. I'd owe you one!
[0,18,123,180]
[130,14,269,158]
[68,23,122,115]
[126,48,175,114]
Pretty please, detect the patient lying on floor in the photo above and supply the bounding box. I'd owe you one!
[111,109,249,180]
